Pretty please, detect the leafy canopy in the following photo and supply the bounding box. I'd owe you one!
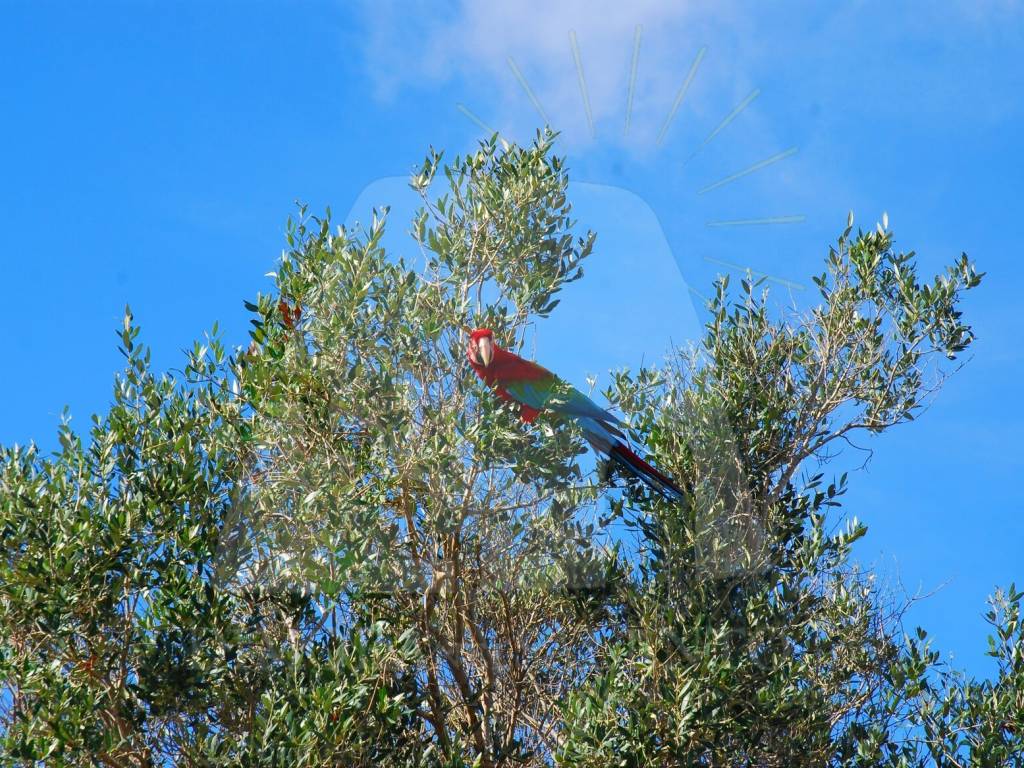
[1,132,1013,768]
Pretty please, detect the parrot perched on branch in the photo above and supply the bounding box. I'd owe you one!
[466,328,684,502]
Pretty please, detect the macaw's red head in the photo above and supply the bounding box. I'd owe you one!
[467,328,495,368]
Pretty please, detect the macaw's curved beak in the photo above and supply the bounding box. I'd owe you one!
[477,336,493,367]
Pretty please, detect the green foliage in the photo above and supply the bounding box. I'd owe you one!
[914,586,1024,766]
[556,214,991,767]
[0,132,1014,768]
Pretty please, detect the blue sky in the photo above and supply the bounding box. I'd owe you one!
[2,1,1022,674]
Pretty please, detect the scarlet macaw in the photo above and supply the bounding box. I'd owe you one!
[466,328,684,501]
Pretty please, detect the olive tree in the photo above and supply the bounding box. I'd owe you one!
[1,131,1014,768]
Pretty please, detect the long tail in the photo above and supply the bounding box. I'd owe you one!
[608,442,685,502]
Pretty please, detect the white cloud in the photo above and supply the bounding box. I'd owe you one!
[355,1,1024,151]
[356,0,763,149]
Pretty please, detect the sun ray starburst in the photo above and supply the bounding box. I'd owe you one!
[624,25,642,136]
[704,255,806,290]
[684,87,760,163]
[455,26,805,294]
[656,46,706,146]
[570,30,595,138]
[698,147,798,194]
[706,215,805,227]
[507,56,550,126]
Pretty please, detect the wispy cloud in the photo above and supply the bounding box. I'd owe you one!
[355,0,765,148]
[356,1,1024,149]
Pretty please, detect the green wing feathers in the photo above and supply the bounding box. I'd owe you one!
[502,377,625,435]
